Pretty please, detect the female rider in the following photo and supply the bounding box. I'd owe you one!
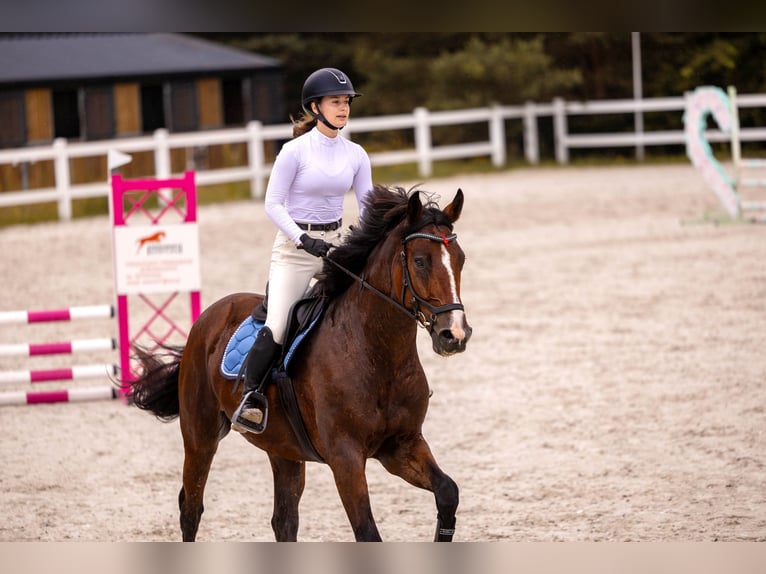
[233,67,373,433]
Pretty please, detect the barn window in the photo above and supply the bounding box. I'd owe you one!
[249,70,284,124]
[52,88,81,139]
[83,85,115,140]
[222,77,246,126]
[141,84,165,133]
[0,90,26,148]
[170,81,198,132]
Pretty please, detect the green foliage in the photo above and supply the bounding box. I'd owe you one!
[349,34,582,114]
[200,32,766,122]
[427,36,582,109]
[680,38,737,81]
[222,33,362,119]
[201,32,766,108]
[349,48,431,116]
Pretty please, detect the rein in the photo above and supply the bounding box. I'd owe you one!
[322,231,463,332]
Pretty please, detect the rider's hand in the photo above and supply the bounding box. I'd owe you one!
[298,233,331,258]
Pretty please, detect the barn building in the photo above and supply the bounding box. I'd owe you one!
[0,33,284,149]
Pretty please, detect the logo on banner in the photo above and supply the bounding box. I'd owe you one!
[136,231,168,253]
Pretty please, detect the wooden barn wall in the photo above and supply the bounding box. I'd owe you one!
[3,68,283,196]
[193,77,225,171]
[0,88,54,193]
[24,88,53,144]
[196,77,222,129]
[114,82,141,136]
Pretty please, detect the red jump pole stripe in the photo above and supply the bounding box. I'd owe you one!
[29,342,74,356]
[27,309,71,323]
[27,390,70,404]
[30,368,74,383]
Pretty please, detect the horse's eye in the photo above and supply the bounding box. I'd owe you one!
[414,257,426,269]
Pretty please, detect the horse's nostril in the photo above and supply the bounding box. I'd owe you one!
[439,330,465,352]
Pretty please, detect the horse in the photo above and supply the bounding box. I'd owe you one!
[126,184,472,541]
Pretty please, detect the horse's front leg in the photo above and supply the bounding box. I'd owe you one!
[268,454,305,541]
[376,433,459,541]
[327,447,381,541]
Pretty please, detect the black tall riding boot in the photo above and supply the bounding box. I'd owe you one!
[232,326,281,434]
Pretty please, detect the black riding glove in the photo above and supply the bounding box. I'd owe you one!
[298,233,331,257]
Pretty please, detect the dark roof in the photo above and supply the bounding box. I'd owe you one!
[0,33,281,85]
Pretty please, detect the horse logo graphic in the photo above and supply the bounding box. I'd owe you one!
[136,231,166,253]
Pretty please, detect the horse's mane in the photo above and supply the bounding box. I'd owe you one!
[316,183,454,299]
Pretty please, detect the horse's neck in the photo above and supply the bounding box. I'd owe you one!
[332,279,419,362]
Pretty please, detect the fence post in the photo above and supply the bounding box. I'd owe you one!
[728,86,742,176]
[489,104,506,167]
[247,121,265,198]
[52,138,72,221]
[524,101,540,165]
[153,128,171,179]
[414,107,432,177]
[553,97,569,164]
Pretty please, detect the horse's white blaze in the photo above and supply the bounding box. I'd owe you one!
[440,244,466,340]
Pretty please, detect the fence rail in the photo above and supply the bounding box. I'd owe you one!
[2,90,766,221]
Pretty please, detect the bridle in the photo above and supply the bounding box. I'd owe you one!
[322,231,464,333]
[400,232,464,330]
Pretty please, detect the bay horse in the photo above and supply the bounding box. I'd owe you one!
[126,184,472,541]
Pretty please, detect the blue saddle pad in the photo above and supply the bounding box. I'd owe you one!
[220,316,263,378]
[220,314,323,380]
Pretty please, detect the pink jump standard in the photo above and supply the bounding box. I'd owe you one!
[110,171,201,394]
[1,174,201,407]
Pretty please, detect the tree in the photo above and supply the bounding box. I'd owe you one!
[426,35,582,109]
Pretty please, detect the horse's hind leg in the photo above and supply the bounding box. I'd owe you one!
[178,401,228,541]
[268,455,305,541]
[376,435,459,541]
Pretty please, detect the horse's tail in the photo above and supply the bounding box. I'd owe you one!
[126,345,183,421]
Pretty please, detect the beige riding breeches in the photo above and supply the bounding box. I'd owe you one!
[264,227,343,344]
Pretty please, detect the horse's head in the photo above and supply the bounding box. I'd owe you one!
[400,189,472,356]
[319,184,472,356]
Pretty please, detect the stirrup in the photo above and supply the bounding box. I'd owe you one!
[231,390,268,434]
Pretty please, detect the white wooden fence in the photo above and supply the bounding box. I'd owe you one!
[1,90,766,221]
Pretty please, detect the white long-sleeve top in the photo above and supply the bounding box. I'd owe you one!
[264,127,373,245]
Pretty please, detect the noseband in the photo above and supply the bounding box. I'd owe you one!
[322,231,464,333]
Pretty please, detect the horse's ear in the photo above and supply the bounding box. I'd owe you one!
[443,188,464,224]
[407,190,424,224]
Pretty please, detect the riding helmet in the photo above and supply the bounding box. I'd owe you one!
[301,67,362,116]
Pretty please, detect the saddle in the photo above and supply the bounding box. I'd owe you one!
[250,282,325,369]
[224,284,326,462]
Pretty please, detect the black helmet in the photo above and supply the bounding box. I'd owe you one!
[301,67,362,116]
